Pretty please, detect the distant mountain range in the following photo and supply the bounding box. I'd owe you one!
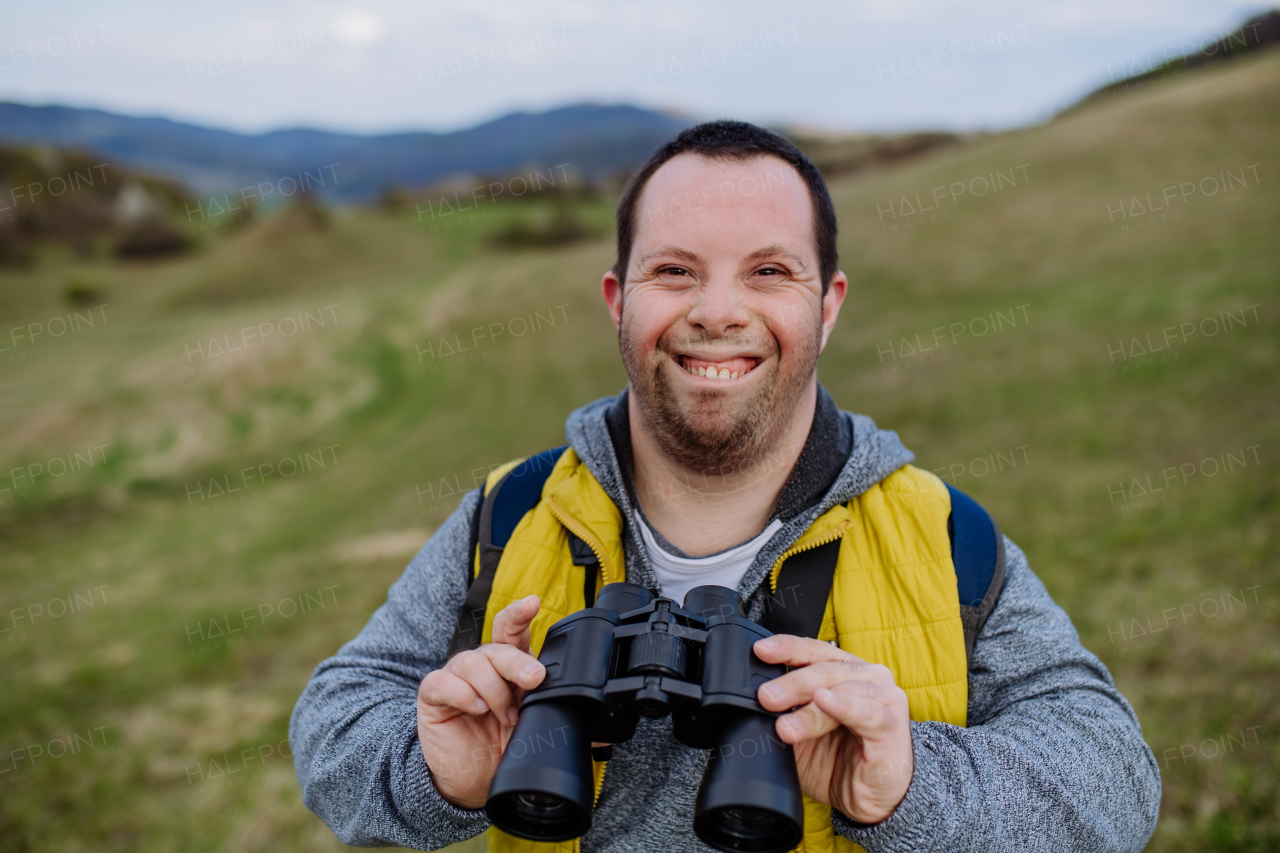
[0,102,693,202]
[5,9,1275,207]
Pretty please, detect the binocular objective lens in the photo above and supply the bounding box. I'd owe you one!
[693,715,804,853]
[486,703,595,840]
[702,806,791,852]
[511,792,573,822]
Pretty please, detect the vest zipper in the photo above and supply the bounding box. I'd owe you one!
[768,518,852,853]
[567,769,607,853]
[577,751,608,853]
[767,520,853,594]
[545,495,614,853]
[545,496,617,584]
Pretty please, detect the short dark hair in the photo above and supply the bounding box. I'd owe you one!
[612,120,838,295]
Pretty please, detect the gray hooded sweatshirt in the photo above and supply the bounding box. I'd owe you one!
[290,388,1161,851]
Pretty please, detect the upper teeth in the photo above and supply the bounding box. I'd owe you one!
[684,361,741,381]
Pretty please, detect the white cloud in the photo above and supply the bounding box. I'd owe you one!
[0,0,1263,134]
[332,8,386,47]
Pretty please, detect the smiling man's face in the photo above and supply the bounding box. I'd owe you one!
[602,153,847,473]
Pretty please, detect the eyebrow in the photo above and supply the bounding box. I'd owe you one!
[743,245,808,269]
[637,244,807,269]
[636,247,706,268]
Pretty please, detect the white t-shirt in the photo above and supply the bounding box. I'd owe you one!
[634,509,783,606]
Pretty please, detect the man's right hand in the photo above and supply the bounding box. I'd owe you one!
[417,595,546,809]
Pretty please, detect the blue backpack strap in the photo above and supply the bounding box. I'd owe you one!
[944,483,1007,666]
[488,445,570,548]
[447,445,569,656]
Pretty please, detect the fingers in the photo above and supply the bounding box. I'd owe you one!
[776,695,841,743]
[755,640,903,746]
[775,680,901,744]
[492,595,540,651]
[419,594,540,722]
[754,633,864,667]
[811,683,907,742]
[449,645,545,725]
[420,643,546,726]
[476,642,546,691]
[757,657,896,712]
[418,668,487,723]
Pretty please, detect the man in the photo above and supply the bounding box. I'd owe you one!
[291,121,1161,851]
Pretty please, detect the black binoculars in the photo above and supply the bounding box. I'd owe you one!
[486,582,803,853]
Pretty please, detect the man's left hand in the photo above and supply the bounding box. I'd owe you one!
[753,635,914,825]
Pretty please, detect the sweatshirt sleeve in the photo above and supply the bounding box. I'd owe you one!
[831,536,1162,852]
[289,487,493,850]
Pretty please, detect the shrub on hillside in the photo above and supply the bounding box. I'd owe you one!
[0,144,194,264]
[489,203,599,250]
[114,216,190,259]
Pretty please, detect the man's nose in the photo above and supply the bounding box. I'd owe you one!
[685,276,750,335]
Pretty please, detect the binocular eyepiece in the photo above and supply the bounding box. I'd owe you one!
[485,583,803,853]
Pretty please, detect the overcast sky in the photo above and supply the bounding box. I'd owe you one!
[0,1,1266,136]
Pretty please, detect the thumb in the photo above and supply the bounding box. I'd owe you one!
[493,595,540,650]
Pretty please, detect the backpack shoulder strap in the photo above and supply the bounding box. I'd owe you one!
[446,444,569,657]
[944,483,1007,666]
[758,539,841,638]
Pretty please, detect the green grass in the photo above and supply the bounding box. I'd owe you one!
[2,50,1279,851]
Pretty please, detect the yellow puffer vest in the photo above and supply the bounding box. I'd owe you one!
[473,447,968,853]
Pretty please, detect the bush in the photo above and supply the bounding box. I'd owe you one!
[114,217,190,259]
[489,203,599,250]
[63,269,108,304]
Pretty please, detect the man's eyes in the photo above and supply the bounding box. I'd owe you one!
[655,266,788,277]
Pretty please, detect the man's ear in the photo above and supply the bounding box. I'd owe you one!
[602,270,624,330]
[819,271,849,353]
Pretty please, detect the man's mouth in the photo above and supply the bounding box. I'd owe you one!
[673,353,762,381]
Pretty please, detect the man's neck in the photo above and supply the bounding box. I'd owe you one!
[627,383,817,557]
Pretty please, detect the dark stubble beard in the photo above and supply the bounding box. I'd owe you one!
[620,312,823,476]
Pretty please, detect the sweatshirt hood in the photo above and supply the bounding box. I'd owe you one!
[563,385,915,605]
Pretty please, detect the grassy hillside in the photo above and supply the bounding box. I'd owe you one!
[1,50,1278,852]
